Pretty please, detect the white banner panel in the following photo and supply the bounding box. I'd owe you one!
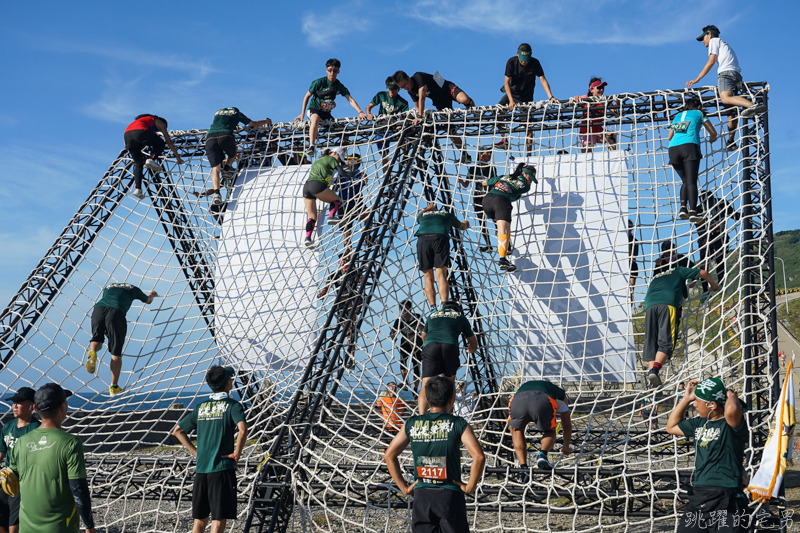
[509,152,635,381]
[215,165,321,371]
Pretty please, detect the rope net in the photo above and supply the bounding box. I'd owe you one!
[0,83,774,532]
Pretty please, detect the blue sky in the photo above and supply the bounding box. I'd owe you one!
[0,0,797,307]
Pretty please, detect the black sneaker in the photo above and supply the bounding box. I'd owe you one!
[479,246,491,253]
[536,453,552,470]
[498,258,516,272]
[647,368,662,387]
[516,470,530,484]
[678,206,689,220]
[689,211,704,224]
[725,141,738,152]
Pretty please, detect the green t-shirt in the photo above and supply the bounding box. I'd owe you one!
[677,416,747,489]
[369,91,409,116]
[9,428,87,533]
[405,412,468,492]
[94,283,149,315]
[516,380,566,401]
[414,210,462,236]
[0,419,41,467]
[644,267,701,310]
[486,174,531,202]
[178,394,246,474]
[307,77,350,112]
[307,155,339,186]
[423,308,474,347]
[208,107,252,135]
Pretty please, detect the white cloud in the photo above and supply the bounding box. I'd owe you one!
[301,3,372,48]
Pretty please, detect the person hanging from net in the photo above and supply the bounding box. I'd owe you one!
[390,300,425,393]
[419,301,477,415]
[295,59,367,159]
[383,377,485,533]
[173,366,247,533]
[458,145,496,253]
[85,282,158,396]
[0,388,39,533]
[506,380,571,476]
[123,114,184,200]
[628,220,639,305]
[317,249,362,369]
[414,201,470,310]
[500,43,558,156]
[392,70,475,164]
[654,239,690,275]
[573,78,617,153]
[302,147,345,248]
[377,382,408,436]
[695,190,739,292]
[643,257,718,387]
[668,96,718,223]
[666,378,750,533]
[205,107,272,206]
[332,153,367,243]
[687,25,767,152]
[481,162,537,273]
[366,76,414,174]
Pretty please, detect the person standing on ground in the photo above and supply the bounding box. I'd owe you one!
[4,383,95,533]
[302,148,345,247]
[173,366,248,533]
[415,202,470,309]
[390,300,425,393]
[686,25,767,152]
[419,301,477,415]
[85,282,158,395]
[377,382,408,434]
[205,108,272,206]
[123,114,184,200]
[383,377,485,533]
[458,145,496,253]
[0,388,39,533]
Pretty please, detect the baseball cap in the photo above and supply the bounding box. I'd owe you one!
[696,25,720,41]
[589,80,608,90]
[34,383,72,412]
[694,377,727,404]
[5,387,35,403]
[477,145,493,154]
[330,147,345,160]
[518,49,532,61]
[386,82,399,90]
[207,366,236,390]
[521,166,538,183]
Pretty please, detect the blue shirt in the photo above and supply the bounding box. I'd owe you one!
[668,110,708,148]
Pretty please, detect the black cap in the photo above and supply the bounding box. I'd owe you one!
[5,387,36,403]
[34,383,72,412]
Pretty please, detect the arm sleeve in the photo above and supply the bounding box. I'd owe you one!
[486,175,500,187]
[423,321,429,334]
[178,409,198,434]
[677,418,699,438]
[230,402,246,426]
[504,58,514,77]
[308,78,320,93]
[708,39,720,56]
[69,478,95,529]
[533,59,544,77]
[678,267,702,280]
[450,214,461,229]
[337,81,350,97]
[134,287,149,302]
[65,438,88,480]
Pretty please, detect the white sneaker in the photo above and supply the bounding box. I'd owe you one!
[212,193,223,206]
[144,159,163,172]
[132,188,145,200]
[742,103,766,118]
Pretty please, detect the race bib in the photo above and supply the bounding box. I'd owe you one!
[417,456,448,483]
[320,101,336,111]
[671,121,690,133]
[494,182,512,194]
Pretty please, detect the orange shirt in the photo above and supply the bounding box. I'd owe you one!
[378,395,408,432]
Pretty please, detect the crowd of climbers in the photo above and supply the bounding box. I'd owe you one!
[0,26,765,533]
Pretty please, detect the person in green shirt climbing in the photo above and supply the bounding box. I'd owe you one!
[366,77,414,173]
[643,262,717,387]
[0,388,39,533]
[415,202,470,309]
[295,59,366,159]
[174,366,248,533]
[302,147,346,247]
[383,376,485,533]
[666,378,749,533]
[507,380,572,474]
[481,162,537,272]
[85,282,158,396]
[205,107,272,206]
[458,145,497,253]
[5,383,95,533]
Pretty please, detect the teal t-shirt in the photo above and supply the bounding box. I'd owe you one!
[9,428,87,533]
[644,267,701,309]
[405,411,468,492]
[415,210,461,236]
[94,283,149,315]
[307,155,339,186]
[677,416,747,488]
[308,77,350,112]
[486,174,531,202]
[369,91,409,116]
[0,419,41,467]
[516,381,566,401]
[208,107,252,135]
[668,110,708,148]
[423,308,474,347]
[178,394,246,474]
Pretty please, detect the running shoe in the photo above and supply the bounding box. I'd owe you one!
[494,137,509,150]
[647,368,662,387]
[689,211,704,224]
[212,193,223,206]
[144,159,163,172]
[516,470,530,484]
[498,258,516,272]
[304,237,314,248]
[132,188,145,200]
[678,206,689,220]
[479,245,491,253]
[305,146,316,159]
[85,350,97,374]
[725,141,738,152]
[742,103,766,118]
[108,385,125,396]
[536,452,552,470]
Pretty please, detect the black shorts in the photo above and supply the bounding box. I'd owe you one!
[482,193,513,223]
[668,143,703,165]
[417,234,451,271]
[192,470,238,520]
[508,390,557,432]
[308,108,333,121]
[473,193,486,214]
[630,259,639,277]
[677,488,750,533]
[0,490,20,528]
[302,180,328,200]
[498,93,533,106]
[206,132,237,168]
[412,487,469,533]
[643,304,680,362]
[91,306,127,357]
[422,342,460,378]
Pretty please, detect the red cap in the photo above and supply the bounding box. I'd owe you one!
[590,80,608,89]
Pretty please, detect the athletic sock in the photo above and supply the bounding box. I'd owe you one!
[305,218,316,239]
[329,200,342,218]
[214,189,220,194]
[652,362,662,372]
[499,234,509,258]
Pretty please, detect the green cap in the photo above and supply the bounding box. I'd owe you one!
[696,25,720,41]
[694,377,727,404]
[518,50,532,61]
[386,82,399,90]
[209,366,236,389]
[521,165,537,183]
[478,145,493,154]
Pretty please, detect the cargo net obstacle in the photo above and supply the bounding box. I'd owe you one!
[0,82,781,533]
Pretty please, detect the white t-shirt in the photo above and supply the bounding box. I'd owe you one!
[708,38,741,74]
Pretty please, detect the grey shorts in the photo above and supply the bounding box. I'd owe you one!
[508,390,557,432]
[643,304,681,362]
[718,71,743,95]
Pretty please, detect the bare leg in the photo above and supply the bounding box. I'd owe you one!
[314,189,341,204]
[210,519,228,533]
[89,341,102,353]
[304,198,318,221]
[720,91,752,145]
[308,113,321,148]
[422,269,436,307]
[192,519,209,533]
[647,351,669,370]
[435,267,449,304]
[211,165,222,190]
[540,429,556,452]
[629,276,636,304]
[110,355,123,386]
[526,129,533,157]
[510,425,527,465]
